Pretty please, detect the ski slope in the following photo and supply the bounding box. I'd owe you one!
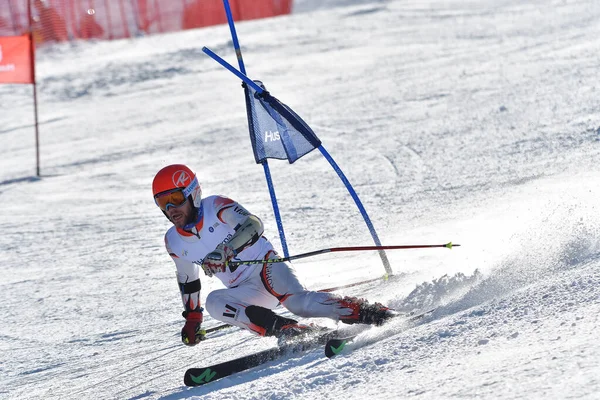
[1,0,600,399]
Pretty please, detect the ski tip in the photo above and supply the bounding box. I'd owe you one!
[325,338,348,358]
[184,368,218,387]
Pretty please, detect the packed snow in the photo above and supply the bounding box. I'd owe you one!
[1,0,599,399]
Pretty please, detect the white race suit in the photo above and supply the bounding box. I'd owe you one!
[164,195,353,335]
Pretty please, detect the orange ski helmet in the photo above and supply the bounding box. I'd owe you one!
[152,164,202,210]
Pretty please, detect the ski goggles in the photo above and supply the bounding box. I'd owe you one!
[154,188,188,211]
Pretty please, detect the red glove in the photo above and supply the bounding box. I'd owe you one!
[181,309,205,346]
[201,243,235,276]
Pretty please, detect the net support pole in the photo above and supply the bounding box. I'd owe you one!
[222,0,290,257]
[27,0,40,177]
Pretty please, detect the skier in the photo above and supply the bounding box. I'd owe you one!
[153,164,395,346]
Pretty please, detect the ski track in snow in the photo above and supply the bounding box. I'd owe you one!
[1,0,600,399]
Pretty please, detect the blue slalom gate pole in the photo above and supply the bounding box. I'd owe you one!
[318,146,392,275]
[202,47,263,92]
[221,0,290,257]
[223,1,246,74]
[202,46,393,276]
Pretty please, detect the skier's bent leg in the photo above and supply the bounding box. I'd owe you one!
[204,286,297,336]
[263,261,394,325]
[283,290,395,326]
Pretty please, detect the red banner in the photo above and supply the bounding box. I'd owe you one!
[1,1,293,44]
[0,35,34,84]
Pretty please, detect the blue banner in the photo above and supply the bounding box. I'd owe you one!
[246,81,321,164]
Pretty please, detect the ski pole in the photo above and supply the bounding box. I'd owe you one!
[200,323,233,335]
[228,242,459,270]
[316,276,388,293]
[207,243,460,334]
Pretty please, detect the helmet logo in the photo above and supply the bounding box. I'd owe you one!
[172,170,191,187]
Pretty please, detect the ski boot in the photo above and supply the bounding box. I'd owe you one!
[336,296,397,326]
[245,305,323,344]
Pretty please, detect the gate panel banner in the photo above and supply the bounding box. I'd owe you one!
[0,35,33,84]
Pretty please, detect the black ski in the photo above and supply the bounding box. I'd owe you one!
[184,329,337,387]
[324,308,436,358]
[184,346,285,386]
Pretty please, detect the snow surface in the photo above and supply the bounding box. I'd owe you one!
[1,0,600,399]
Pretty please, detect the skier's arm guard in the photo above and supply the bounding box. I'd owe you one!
[227,214,264,255]
[174,257,202,312]
[165,232,203,311]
